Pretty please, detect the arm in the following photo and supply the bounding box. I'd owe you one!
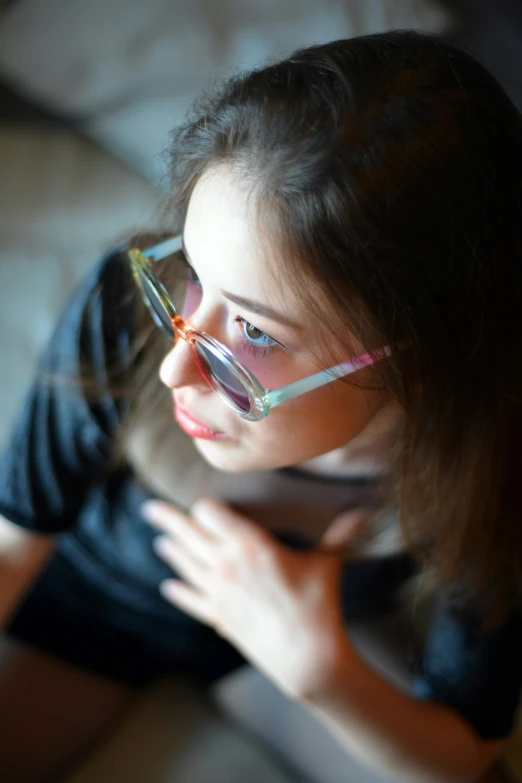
[146,501,514,783]
[304,633,506,783]
[0,513,55,627]
[0,253,131,620]
[0,251,134,536]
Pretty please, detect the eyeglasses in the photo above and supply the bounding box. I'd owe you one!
[127,236,392,422]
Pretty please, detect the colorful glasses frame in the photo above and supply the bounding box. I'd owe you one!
[128,235,392,421]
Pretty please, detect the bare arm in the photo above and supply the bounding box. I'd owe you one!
[0,514,55,627]
[304,633,506,783]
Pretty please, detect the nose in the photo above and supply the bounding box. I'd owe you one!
[159,336,205,391]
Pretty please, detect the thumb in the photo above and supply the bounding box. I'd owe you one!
[319,509,373,555]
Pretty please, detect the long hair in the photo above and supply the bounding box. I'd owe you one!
[119,30,522,627]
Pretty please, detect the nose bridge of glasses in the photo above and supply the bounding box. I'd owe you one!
[172,313,196,343]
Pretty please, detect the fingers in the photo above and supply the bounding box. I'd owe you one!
[190,498,258,540]
[142,501,215,565]
[153,535,209,592]
[159,579,216,627]
[319,509,374,553]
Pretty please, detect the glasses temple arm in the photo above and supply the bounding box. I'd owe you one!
[142,236,183,262]
[264,348,392,409]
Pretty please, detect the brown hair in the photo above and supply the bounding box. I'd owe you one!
[120,30,522,627]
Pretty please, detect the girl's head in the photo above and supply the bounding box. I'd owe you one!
[159,164,402,474]
[131,30,522,619]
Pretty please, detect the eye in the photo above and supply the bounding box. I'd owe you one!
[235,316,281,357]
[178,249,201,286]
[174,248,284,358]
[175,249,202,318]
[239,318,276,346]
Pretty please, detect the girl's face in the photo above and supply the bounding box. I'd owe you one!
[160,167,400,474]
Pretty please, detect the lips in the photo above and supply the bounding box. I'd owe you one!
[173,398,228,440]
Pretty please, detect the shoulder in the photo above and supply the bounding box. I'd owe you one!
[414,590,522,739]
[75,245,135,339]
[0,246,139,533]
[43,246,137,380]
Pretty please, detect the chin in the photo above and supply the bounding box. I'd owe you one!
[192,437,275,474]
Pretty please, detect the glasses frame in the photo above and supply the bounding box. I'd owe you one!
[128,235,392,422]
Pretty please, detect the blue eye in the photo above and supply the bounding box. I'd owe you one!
[188,266,201,286]
[242,319,274,345]
[178,250,201,286]
[175,249,283,359]
[235,317,280,357]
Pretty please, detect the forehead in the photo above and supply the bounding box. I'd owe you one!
[183,167,305,318]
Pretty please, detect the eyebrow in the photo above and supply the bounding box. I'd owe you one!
[181,236,302,331]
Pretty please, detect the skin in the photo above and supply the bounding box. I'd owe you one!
[159,165,404,477]
[144,497,505,783]
[0,165,503,782]
[151,167,506,780]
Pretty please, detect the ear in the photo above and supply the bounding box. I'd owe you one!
[319,509,373,555]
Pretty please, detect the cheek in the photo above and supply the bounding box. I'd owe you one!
[239,383,383,468]
[234,351,281,382]
[234,351,302,392]
[159,350,173,386]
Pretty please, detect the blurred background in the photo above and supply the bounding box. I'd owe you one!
[0,2,521,781]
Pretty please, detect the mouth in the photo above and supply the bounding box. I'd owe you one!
[174,399,229,441]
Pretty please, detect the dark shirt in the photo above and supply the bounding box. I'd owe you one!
[0,250,521,739]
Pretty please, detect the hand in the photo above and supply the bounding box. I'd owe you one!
[142,498,370,700]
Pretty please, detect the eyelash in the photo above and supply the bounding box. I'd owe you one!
[234,316,280,358]
[177,250,283,359]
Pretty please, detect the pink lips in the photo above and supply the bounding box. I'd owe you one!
[174,401,229,440]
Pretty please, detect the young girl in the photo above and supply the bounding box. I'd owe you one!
[0,29,521,783]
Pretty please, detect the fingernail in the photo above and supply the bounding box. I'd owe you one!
[141,501,161,522]
[160,579,180,600]
[153,535,170,557]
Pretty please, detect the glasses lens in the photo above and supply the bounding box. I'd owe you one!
[138,270,175,338]
[193,341,252,413]
[173,265,202,321]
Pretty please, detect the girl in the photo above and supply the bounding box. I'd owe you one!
[0,29,521,783]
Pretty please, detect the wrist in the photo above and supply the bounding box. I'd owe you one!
[297,626,361,705]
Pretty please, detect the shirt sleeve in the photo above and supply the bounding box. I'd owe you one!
[413,590,522,739]
[0,248,136,534]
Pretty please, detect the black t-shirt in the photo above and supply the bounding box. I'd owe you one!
[0,250,521,739]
